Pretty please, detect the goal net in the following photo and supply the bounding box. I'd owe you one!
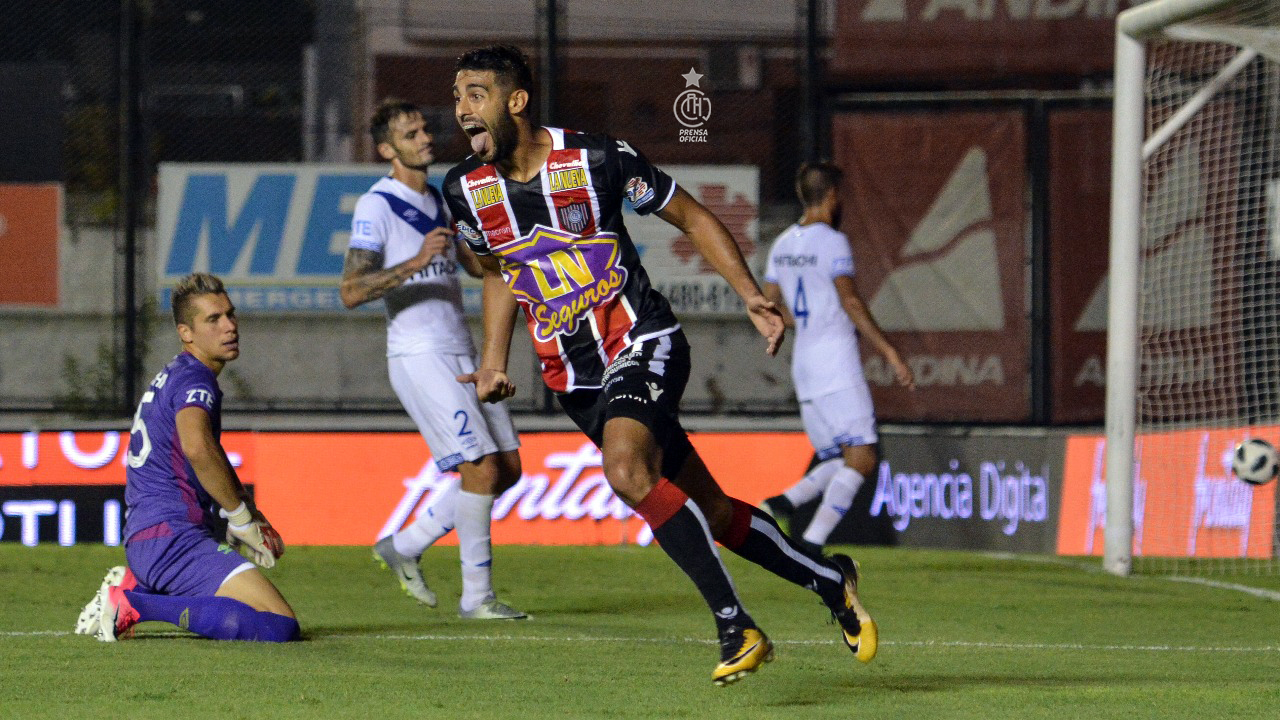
[1107,0,1280,576]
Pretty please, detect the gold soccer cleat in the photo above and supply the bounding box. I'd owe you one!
[712,626,775,686]
[830,553,877,663]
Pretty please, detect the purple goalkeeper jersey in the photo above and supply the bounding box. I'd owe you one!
[122,352,223,542]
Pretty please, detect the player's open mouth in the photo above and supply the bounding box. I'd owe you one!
[462,123,491,155]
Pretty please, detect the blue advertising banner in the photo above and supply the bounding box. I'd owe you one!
[155,162,758,314]
[156,163,393,311]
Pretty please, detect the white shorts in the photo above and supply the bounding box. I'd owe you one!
[799,384,877,461]
[388,352,521,471]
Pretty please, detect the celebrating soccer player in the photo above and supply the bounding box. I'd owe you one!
[75,273,298,642]
[443,45,877,685]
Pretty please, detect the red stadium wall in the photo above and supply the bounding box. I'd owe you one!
[830,0,1130,85]
[1046,109,1110,423]
[0,183,60,307]
[832,110,1030,422]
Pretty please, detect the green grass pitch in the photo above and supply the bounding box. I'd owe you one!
[3,544,1280,719]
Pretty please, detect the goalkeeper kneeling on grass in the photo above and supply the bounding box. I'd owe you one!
[74,272,298,643]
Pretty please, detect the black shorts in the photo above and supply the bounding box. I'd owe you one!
[556,330,694,480]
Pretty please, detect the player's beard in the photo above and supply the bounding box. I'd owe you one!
[483,110,519,165]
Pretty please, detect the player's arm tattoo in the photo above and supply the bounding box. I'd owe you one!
[340,248,413,308]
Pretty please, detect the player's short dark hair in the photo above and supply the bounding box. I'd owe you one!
[456,45,534,94]
[171,272,226,327]
[369,98,422,147]
[796,161,843,207]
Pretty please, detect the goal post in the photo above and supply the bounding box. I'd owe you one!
[1107,0,1280,576]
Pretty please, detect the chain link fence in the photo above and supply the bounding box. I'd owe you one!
[0,0,820,417]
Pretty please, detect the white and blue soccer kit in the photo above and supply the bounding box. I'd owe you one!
[349,176,519,470]
[765,222,877,460]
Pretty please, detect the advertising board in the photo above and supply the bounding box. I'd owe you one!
[155,163,757,315]
[0,430,810,547]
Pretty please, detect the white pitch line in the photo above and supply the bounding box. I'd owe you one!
[339,636,1280,653]
[1164,576,1280,602]
[330,635,1280,653]
[13,630,1279,653]
[985,553,1280,602]
[982,552,1101,572]
[889,639,1280,653]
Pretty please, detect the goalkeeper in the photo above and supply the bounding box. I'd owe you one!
[74,272,298,642]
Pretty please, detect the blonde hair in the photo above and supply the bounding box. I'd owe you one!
[171,272,226,326]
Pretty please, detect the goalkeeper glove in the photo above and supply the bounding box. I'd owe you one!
[220,502,283,568]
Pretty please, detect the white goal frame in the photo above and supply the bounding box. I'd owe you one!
[1106,0,1267,575]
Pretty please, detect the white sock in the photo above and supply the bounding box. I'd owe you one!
[455,490,496,612]
[783,458,844,507]
[802,465,864,545]
[394,477,459,558]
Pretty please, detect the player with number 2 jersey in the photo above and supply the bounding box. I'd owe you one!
[341,99,525,620]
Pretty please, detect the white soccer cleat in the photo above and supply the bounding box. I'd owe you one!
[373,536,437,608]
[458,598,528,620]
[75,566,127,636]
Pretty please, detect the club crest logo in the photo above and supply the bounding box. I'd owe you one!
[674,67,710,143]
[557,201,592,234]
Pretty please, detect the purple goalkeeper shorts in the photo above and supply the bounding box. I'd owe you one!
[125,520,253,597]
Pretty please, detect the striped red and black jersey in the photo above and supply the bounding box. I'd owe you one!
[443,128,682,393]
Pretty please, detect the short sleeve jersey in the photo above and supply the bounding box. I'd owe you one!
[443,128,680,392]
[764,222,865,401]
[122,352,223,541]
[349,176,475,357]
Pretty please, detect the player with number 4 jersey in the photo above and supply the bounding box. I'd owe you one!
[75,273,298,643]
[762,162,914,553]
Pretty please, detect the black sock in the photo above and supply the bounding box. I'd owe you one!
[764,494,796,515]
[721,498,846,608]
[635,479,753,634]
